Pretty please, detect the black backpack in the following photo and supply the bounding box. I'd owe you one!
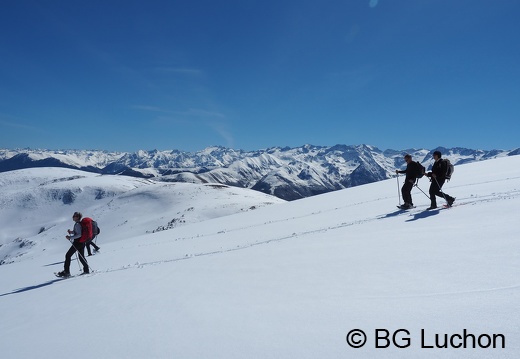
[415,161,426,179]
[443,159,454,180]
[91,220,101,239]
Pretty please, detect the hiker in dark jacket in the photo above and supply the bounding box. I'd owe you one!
[86,228,100,256]
[395,154,422,209]
[425,151,455,209]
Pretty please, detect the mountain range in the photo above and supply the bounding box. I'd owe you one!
[1,145,518,200]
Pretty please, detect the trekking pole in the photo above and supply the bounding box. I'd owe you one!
[414,184,430,199]
[69,238,81,270]
[75,252,81,270]
[414,179,430,199]
[433,177,449,203]
[396,174,401,206]
[70,241,95,272]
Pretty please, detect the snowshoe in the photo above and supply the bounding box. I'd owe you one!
[397,203,414,210]
[55,271,71,278]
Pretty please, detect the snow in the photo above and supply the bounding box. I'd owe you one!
[1,155,519,358]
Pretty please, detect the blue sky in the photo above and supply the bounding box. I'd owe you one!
[1,0,519,152]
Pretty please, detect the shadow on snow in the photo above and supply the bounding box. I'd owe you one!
[0,261,68,297]
[0,279,63,297]
[406,209,440,222]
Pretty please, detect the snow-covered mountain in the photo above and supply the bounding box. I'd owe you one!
[1,145,518,200]
[1,156,519,358]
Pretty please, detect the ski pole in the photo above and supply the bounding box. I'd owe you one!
[433,177,448,203]
[70,241,94,272]
[396,174,401,206]
[75,252,81,270]
[414,183,430,199]
[69,238,82,270]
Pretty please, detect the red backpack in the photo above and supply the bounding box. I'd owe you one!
[79,217,93,243]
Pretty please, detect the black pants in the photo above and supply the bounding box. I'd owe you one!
[429,178,455,206]
[86,239,100,256]
[64,241,88,273]
[401,180,414,205]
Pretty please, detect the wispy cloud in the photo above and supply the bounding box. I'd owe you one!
[209,122,235,148]
[133,106,225,119]
[131,105,166,113]
[132,105,233,147]
[326,65,381,93]
[154,67,204,76]
[176,108,225,118]
[0,116,42,132]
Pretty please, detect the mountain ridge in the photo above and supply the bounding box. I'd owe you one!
[1,145,518,200]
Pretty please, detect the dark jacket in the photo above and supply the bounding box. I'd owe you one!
[398,161,421,182]
[430,159,448,181]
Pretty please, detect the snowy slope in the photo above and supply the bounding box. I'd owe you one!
[0,156,519,359]
[0,168,285,264]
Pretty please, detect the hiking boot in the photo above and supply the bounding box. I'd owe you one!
[447,198,455,207]
[426,206,438,210]
[56,271,71,278]
[400,203,413,209]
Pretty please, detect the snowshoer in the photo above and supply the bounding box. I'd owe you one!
[56,212,90,277]
[425,151,456,210]
[86,239,100,256]
[86,220,100,256]
[395,154,422,209]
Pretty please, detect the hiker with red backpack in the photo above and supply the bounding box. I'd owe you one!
[56,212,92,277]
